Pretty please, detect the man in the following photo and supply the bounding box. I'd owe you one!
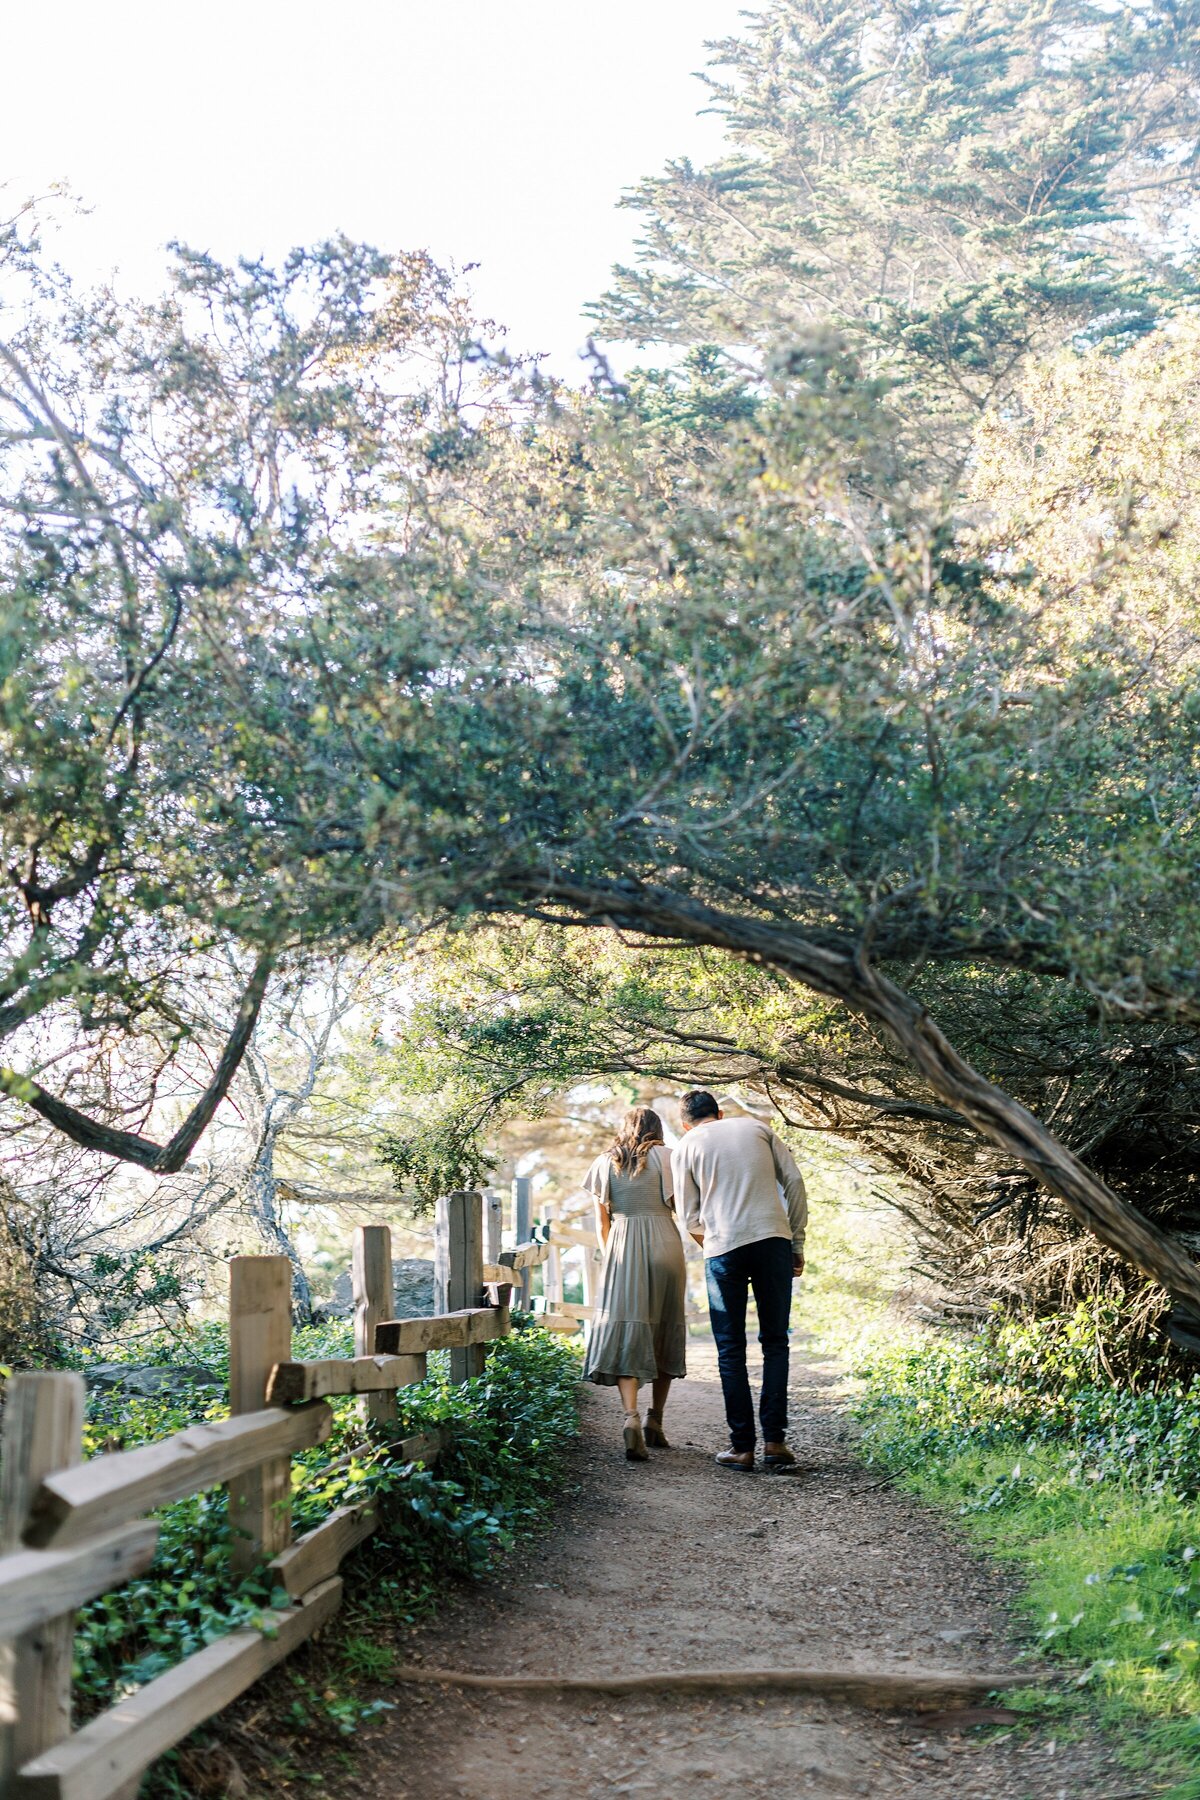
[672,1091,807,1473]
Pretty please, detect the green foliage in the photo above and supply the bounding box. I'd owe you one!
[86,1250,188,1332]
[5,4,1200,1337]
[338,1634,397,1682]
[855,1312,1200,1791]
[70,1322,580,1759]
[374,1110,499,1213]
[857,1304,1200,1491]
[593,0,1200,462]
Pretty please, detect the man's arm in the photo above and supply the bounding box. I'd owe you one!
[770,1130,808,1268]
[672,1143,704,1246]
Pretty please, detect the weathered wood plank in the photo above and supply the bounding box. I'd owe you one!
[266,1355,414,1406]
[11,1579,343,1800]
[396,1351,428,1387]
[498,1240,550,1273]
[543,1205,563,1310]
[0,1525,159,1640]
[353,1224,397,1428]
[395,1429,447,1466]
[433,1194,451,1313]
[481,1264,518,1287]
[532,1298,593,1321]
[484,1189,504,1265]
[25,1405,332,1550]
[0,1373,85,1785]
[228,1256,293,1574]
[374,1309,507,1356]
[546,1223,604,1250]
[537,1314,584,1334]
[267,1506,375,1597]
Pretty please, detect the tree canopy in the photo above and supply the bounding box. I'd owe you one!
[592,0,1200,466]
[3,0,1200,1329]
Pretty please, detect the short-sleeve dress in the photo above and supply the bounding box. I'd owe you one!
[581,1144,687,1387]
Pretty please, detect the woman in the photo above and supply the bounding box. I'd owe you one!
[581,1106,687,1461]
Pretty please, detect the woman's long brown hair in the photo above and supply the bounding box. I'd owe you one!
[608,1106,665,1176]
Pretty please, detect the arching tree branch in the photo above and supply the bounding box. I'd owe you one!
[504,874,1200,1315]
[0,949,275,1172]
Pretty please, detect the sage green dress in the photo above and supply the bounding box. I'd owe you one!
[581,1144,687,1386]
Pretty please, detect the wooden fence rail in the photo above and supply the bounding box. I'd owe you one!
[0,1186,572,1799]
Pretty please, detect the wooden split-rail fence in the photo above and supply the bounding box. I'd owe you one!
[0,1181,602,1800]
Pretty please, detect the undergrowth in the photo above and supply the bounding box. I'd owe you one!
[854,1301,1200,1799]
[61,1319,580,1793]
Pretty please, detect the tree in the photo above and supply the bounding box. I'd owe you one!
[339,345,1200,1313]
[0,225,512,1171]
[186,954,382,1320]
[0,948,419,1344]
[5,61,1200,1335]
[591,0,1200,468]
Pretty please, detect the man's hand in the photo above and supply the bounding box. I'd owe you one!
[792,1254,805,1277]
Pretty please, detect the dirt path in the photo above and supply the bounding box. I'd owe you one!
[344,1338,1127,1799]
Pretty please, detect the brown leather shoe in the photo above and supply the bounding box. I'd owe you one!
[716,1449,755,1472]
[763,1443,797,1472]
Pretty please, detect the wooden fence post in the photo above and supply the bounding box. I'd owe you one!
[445,1191,485,1383]
[0,1371,85,1787]
[352,1225,397,1429]
[433,1196,450,1314]
[484,1189,503,1267]
[512,1176,532,1311]
[228,1256,293,1575]
[544,1202,563,1313]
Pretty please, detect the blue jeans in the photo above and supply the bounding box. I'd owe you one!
[705,1237,794,1452]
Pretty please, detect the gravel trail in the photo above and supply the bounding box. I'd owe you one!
[342,1338,1128,1800]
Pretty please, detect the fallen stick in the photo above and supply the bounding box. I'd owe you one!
[390,1665,1031,1712]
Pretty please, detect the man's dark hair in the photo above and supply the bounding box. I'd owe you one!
[679,1089,720,1126]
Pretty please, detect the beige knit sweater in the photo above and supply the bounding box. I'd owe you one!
[672,1115,808,1260]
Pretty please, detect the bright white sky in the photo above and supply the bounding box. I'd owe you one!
[2,0,744,373]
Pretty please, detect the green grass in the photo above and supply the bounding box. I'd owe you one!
[854,1309,1200,1797]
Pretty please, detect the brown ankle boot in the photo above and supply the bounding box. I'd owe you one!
[644,1409,669,1448]
[715,1448,755,1472]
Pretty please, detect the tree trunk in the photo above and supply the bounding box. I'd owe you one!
[244,1140,314,1325]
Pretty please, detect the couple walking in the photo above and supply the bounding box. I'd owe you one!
[581,1090,808,1472]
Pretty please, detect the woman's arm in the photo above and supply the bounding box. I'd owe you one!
[656,1142,677,1212]
[584,1153,612,1249]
